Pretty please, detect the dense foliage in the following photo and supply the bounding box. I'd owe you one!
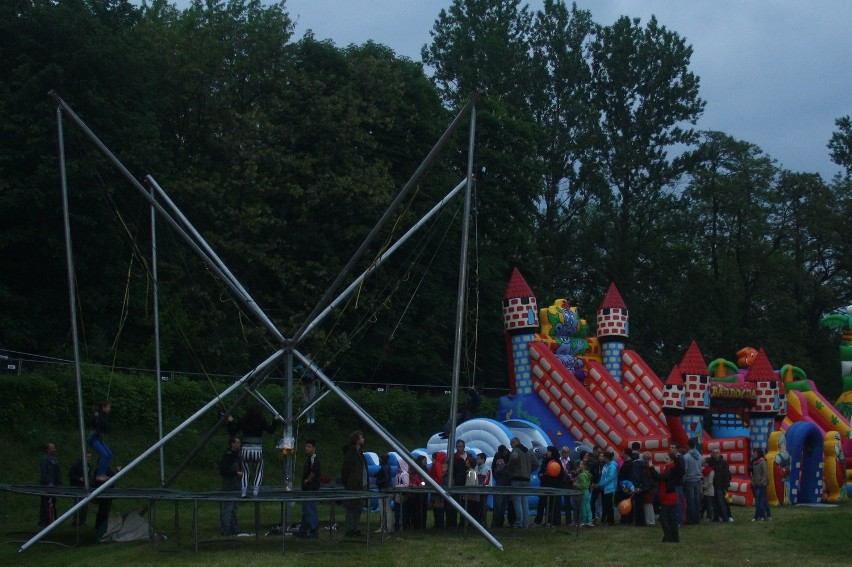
[2,0,851,401]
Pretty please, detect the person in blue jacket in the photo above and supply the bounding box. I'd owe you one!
[598,450,618,526]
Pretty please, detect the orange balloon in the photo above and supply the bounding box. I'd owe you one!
[618,498,632,516]
[546,460,562,478]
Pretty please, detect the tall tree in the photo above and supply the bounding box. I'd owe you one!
[681,132,778,347]
[528,1,597,243]
[828,115,852,177]
[585,15,704,288]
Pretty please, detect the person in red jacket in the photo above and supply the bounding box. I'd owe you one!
[650,444,684,543]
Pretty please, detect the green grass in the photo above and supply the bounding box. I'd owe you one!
[3,494,850,566]
[3,394,850,567]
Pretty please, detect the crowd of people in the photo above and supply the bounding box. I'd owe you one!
[354,436,765,545]
[34,396,767,546]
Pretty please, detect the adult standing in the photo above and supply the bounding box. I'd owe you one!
[598,451,618,526]
[588,447,603,522]
[631,450,652,526]
[508,437,537,528]
[682,438,703,525]
[88,400,114,482]
[340,430,368,537]
[649,444,684,543]
[710,448,733,522]
[68,451,91,526]
[38,442,61,528]
[219,436,243,536]
[751,448,770,522]
[226,401,282,497]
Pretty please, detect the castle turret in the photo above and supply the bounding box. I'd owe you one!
[596,283,628,384]
[679,341,711,446]
[502,267,539,395]
[662,364,685,414]
[746,348,779,452]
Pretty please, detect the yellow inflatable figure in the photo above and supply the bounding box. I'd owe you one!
[823,431,847,503]
[766,430,790,506]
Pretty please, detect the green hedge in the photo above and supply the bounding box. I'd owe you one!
[0,367,488,439]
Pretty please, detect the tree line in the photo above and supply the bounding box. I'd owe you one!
[2,0,851,398]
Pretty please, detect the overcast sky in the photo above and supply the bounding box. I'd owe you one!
[157,1,850,180]
[282,0,850,181]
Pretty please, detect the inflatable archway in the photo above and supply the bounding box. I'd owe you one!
[785,421,825,504]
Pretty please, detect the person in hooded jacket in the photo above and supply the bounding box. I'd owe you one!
[682,438,704,525]
[409,454,429,529]
[393,455,410,530]
[428,452,447,528]
[491,450,510,527]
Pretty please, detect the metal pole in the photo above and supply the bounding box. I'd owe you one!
[243,387,281,418]
[47,92,286,345]
[157,371,272,489]
[447,98,478,485]
[296,178,467,344]
[293,95,480,342]
[294,350,502,551]
[150,185,165,485]
[145,175,282,342]
[57,107,90,492]
[292,390,331,424]
[19,349,286,552]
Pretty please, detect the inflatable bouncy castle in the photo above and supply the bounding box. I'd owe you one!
[418,268,850,507]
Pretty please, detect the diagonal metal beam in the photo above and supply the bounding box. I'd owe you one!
[19,349,286,552]
[294,350,503,551]
[48,91,286,344]
[293,94,480,341]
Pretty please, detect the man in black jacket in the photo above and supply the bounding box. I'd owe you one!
[710,448,733,522]
[296,439,321,538]
[220,436,244,536]
[340,430,367,537]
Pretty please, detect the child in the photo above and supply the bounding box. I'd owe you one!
[575,461,594,528]
[374,454,393,533]
[701,458,715,521]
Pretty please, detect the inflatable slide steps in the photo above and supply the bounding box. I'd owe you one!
[586,359,668,437]
[530,343,633,454]
[621,349,668,430]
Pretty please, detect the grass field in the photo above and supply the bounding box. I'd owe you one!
[3,491,849,567]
